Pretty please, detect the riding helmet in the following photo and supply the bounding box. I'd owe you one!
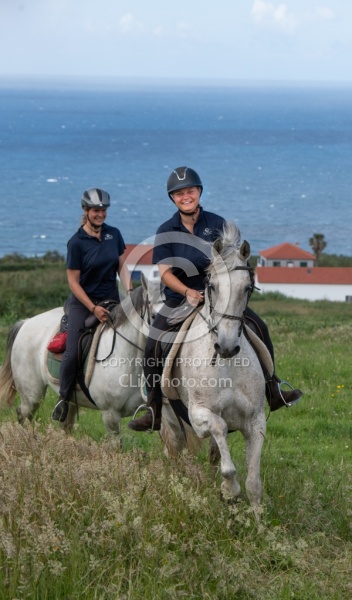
[166,167,203,200]
[81,188,111,209]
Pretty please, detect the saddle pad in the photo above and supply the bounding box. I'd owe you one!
[161,310,201,400]
[46,322,104,389]
[47,350,63,382]
[161,319,274,401]
[244,324,274,378]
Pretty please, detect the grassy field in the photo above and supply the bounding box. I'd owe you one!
[0,265,351,599]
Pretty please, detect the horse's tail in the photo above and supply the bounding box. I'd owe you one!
[0,320,26,407]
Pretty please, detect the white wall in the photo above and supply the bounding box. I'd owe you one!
[127,264,160,282]
[256,282,352,302]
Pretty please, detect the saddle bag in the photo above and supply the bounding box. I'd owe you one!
[47,331,67,353]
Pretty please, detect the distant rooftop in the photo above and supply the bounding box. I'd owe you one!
[260,242,316,261]
[256,267,352,285]
[124,244,153,265]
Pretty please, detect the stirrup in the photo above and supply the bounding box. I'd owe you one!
[278,380,300,407]
[131,403,156,433]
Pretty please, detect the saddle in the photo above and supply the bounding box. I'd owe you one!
[46,299,118,404]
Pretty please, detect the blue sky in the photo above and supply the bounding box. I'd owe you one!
[1,0,351,83]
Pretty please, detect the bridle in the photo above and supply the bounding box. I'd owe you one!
[204,265,255,336]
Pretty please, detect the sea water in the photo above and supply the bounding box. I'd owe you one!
[1,78,351,258]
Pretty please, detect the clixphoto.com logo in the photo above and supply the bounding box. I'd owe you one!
[118,373,234,389]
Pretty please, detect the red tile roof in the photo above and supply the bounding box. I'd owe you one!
[124,244,154,265]
[260,242,315,261]
[256,267,352,285]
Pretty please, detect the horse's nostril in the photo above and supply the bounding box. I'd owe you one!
[214,344,241,359]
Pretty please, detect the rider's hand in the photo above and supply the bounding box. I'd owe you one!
[93,305,109,322]
[185,289,204,307]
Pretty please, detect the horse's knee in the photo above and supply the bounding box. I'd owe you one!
[102,411,121,436]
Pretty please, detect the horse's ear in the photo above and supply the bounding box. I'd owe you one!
[140,272,147,291]
[213,238,223,256]
[240,240,251,260]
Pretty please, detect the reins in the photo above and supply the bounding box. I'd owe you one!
[94,290,151,363]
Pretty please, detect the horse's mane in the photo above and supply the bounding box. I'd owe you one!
[108,285,145,329]
[208,221,243,274]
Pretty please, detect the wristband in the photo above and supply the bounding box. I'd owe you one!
[127,288,133,294]
[184,288,189,297]
[92,305,96,313]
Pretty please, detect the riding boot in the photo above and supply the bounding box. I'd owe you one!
[128,399,162,431]
[51,397,69,422]
[266,377,303,412]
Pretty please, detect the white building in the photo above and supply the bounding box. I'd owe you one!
[258,242,316,268]
[256,243,352,302]
[256,266,352,302]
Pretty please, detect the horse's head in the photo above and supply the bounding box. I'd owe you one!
[108,273,155,335]
[206,222,254,359]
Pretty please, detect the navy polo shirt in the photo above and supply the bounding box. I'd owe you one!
[66,223,126,299]
[153,207,225,301]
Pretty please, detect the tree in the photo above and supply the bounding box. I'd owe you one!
[309,233,327,262]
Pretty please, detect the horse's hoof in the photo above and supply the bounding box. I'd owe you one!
[16,407,25,425]
[220,491,243,505]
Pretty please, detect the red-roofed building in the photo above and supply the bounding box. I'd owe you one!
[258,242,316,268]
[256,242,352,301]
[123,243,159,282]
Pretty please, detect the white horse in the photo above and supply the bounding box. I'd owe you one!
[0,276,159,436]
[160,223,267,517]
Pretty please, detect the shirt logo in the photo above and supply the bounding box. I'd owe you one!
[104,234,113,240]
[203,228,212,236]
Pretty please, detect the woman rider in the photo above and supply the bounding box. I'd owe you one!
[52,187,133,422]
[128,167,303,432]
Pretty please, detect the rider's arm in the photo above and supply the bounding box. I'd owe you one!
[117,251,133,294]
[66,269,108,321]
[158,264,203,306]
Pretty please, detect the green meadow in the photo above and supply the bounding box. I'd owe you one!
[0,260,351,599]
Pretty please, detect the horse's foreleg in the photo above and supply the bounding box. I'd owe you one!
[189,406,241,501]
[209,435,221,467]
[61,403,78,434]
[101,409,121,437]
[243,416,266,519]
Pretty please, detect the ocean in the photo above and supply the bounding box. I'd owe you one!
[1,78,352,258]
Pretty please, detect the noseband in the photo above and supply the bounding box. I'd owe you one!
[205,266,255,336]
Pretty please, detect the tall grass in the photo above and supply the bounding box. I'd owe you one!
[0,268,351,599]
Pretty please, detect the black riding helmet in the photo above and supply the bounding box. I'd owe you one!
[81,188,111,209]
[167,167,203,200]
